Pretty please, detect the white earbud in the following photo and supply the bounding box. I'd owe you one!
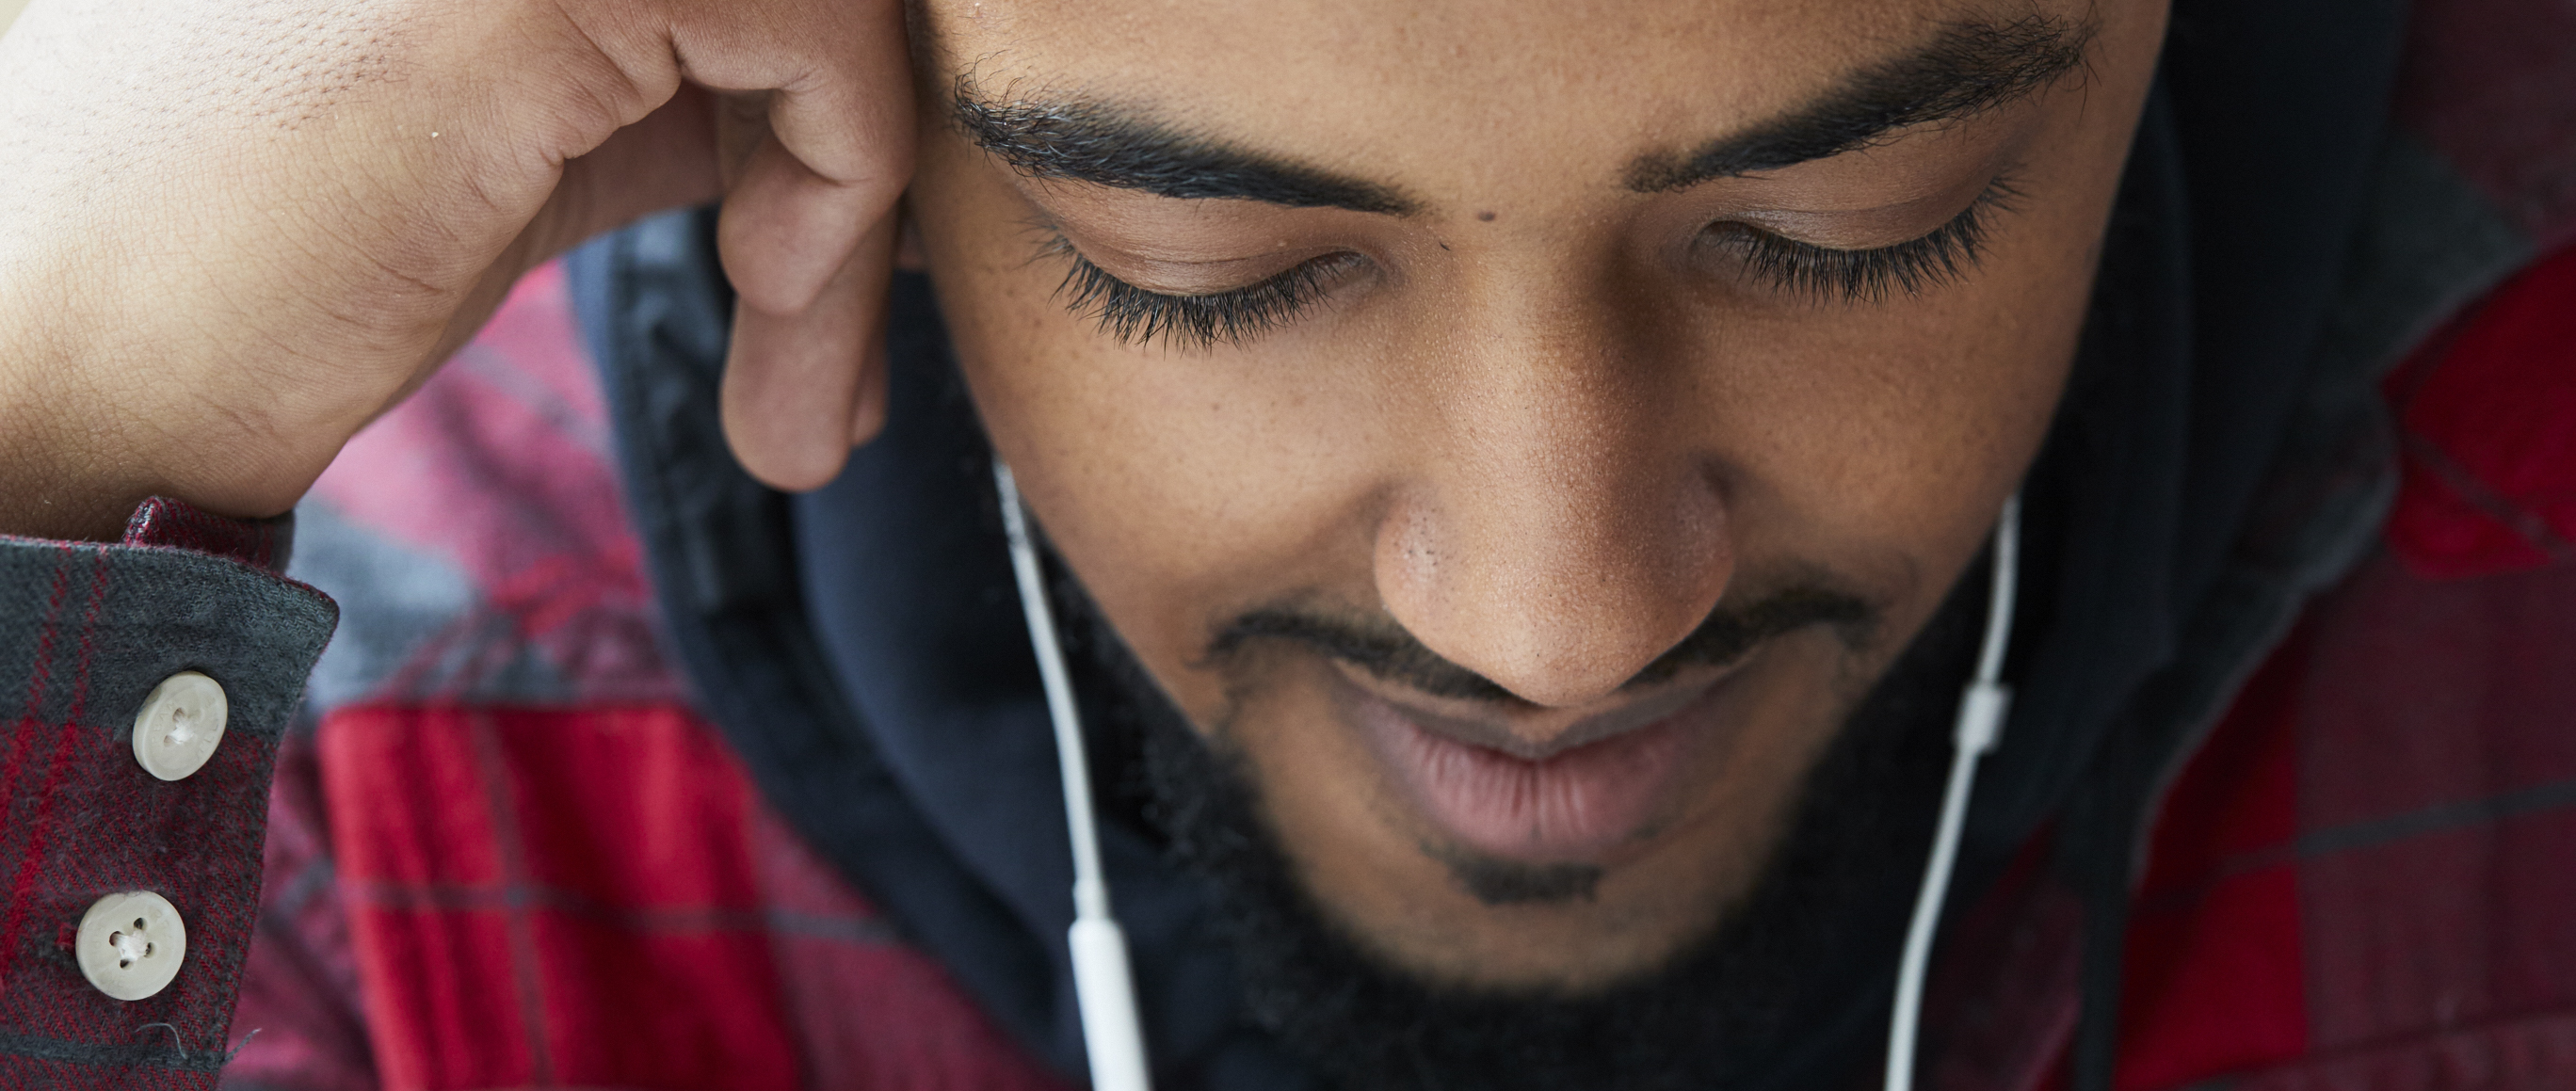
[1885,495,2021,1091]
[1001,460,2017,1091]
[998,463,1155,1091]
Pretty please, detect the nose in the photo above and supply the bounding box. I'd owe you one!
[1373,302,1733,709]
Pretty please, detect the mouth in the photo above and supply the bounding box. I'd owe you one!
[1334,666,1743,864]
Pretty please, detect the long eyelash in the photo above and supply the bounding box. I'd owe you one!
[1042,179,2019,345]
[1726,178,2023,303]
[1046,236,1351,349]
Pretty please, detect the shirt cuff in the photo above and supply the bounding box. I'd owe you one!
[0,495,336,1079]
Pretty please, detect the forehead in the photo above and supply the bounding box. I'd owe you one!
[920,0,2051,196]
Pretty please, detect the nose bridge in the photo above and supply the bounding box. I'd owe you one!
[1376,280,1734,708]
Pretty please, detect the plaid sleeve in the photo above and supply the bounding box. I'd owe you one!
[0,499,336,1088]
[217,720,374,1091]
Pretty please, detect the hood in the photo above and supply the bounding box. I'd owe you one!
[566,0,2480,1083]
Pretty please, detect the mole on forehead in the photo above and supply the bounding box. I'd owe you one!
[928,0,2029,67]
[943,11,2092,213]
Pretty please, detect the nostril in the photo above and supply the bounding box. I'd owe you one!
[1374,479,1735,710]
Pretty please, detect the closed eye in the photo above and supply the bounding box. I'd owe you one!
[1047,235,1367,349]
[1706,176,2022,302]
[1043,175,2020,347]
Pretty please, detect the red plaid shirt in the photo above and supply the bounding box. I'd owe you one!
[2,0,2572,1086]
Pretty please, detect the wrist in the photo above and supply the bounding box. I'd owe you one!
[0,431,157,543]
[0,331,300,541]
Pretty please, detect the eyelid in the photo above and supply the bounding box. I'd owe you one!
[1034,170,2024,346]
[1727,180,1989,249]
[1705,173,2023,302]
[1044,233,1366,349]
[1064,243,1342,297]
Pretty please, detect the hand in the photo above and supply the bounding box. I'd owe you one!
[0,0,912,539]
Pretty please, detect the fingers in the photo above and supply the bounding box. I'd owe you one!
[718,136,891,315]
[720,211,900,490]
[698,0,911,314]
[531,86,725,265]
[696,0,913,489]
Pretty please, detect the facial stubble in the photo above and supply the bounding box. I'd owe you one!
[1058,569,1987,1091]
[1199,585,1882,909]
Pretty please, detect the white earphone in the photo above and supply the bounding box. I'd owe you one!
[1885,495,2020,1091]
[998,464,1155,1091]
[998,460,2019,1091]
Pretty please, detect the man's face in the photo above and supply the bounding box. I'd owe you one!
[907,0,2164,991]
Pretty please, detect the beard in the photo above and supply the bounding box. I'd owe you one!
[1056,567,1988,1091]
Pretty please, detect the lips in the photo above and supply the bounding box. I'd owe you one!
[1346,678,1719,863]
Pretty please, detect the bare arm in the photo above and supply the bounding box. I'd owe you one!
[0,0,914,539]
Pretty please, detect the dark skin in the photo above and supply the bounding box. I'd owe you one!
[0,0,2165,1000]
[908,0,2165,989]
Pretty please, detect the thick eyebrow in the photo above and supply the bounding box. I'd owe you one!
[951,74,1418,215]
[1626,14,2097,191]
[949,12,2092,214]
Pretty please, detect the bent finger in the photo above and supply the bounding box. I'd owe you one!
[719,210,900,490]
[700,0,913,316]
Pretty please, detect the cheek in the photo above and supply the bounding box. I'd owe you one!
[974,350,1400,719]
[913,163,1396,716]
[1677,152,2110,580]
[1707,265,2082,562]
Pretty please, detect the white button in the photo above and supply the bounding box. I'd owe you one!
[132,671,226,781]
[76,890,186,1001]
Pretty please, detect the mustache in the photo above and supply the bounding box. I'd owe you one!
[1204,584,1878,703]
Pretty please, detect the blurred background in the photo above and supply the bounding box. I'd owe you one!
[0,0,24,35]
